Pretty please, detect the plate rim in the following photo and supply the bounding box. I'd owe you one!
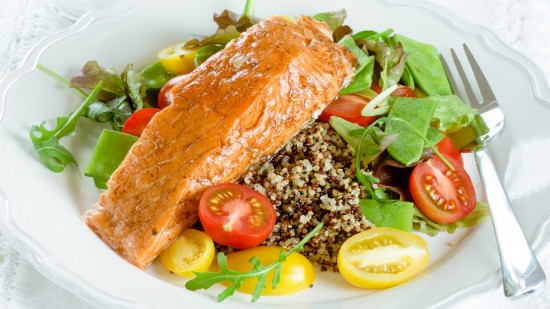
[0,0,549,308]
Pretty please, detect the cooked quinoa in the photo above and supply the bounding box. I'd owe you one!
[239,121,375,271]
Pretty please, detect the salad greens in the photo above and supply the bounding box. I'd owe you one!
[413,202,489,236]
[28,0,493,302]
[29,80,103,173]
[84,129,138,189]
[186,222,324,302]
[360,199,414,232]
[392,34,453,96]
[32,58,172,173]
[385,97,440,166]
[312,9,347,32]
[328,24,490,237]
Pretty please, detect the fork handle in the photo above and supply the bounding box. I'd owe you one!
[474,147,546,297]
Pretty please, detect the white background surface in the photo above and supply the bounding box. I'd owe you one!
[0,0,549,308]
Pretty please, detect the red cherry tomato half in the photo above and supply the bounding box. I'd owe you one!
[198,183,276,249]
[158,74,187,108]
[437,134,464,166]
[121,108,161,137]
[318,94,377,127]
[409,154,476,224]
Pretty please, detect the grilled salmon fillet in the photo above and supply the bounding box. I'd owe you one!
[84,15,357,269]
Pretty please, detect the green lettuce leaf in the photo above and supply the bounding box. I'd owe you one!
[432,95,478,133]
[121,64,147,111]
[392,34,452,96]
[329,116,397,166]
[213,9,260,32]
[184,26,241,49]
[386,97,439,166]
[70,61,125,100]
[313,9,347,31]
[339,35,375,94]
[413,202,490,236]
[360,199,414,232]
[365,40,407,90]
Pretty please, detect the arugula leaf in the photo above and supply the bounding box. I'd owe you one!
[29,81,103,172]
[413,202,490,236]
[38,64,131,131]
[186,222,324,302]
[70,61,124,100]
[313,9,347,31]
[85,96,131,131]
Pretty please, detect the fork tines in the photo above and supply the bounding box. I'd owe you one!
[439,44,497,108]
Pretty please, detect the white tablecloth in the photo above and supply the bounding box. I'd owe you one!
[0,0,549,308]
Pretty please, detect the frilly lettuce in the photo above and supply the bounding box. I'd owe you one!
[413,202,490,236]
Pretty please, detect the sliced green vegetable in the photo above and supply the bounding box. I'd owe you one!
[392,34,452,96]
[413,202,489,236]
[360,199,414,232]
[84,129,138,189]
[29,81,103,173]
[385,97,438,166]
[186,222,324,303]
[194,44,225,67]
[140,60,172,90]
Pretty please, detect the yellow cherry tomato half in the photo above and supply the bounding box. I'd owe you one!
[337,227,429,289]
[216,246,315,296]
[160,229,215,277]
[158,43,198,75]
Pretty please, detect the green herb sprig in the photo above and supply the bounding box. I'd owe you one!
[29,81,103,172]
[185,222,324,303]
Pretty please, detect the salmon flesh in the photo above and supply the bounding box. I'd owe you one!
[84,16,357,269]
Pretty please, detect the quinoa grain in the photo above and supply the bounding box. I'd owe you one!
[239,121,374,272]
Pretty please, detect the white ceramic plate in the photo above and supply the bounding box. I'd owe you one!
[1,0,549,308]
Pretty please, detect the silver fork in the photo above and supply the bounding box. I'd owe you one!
[440,44,546,297]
